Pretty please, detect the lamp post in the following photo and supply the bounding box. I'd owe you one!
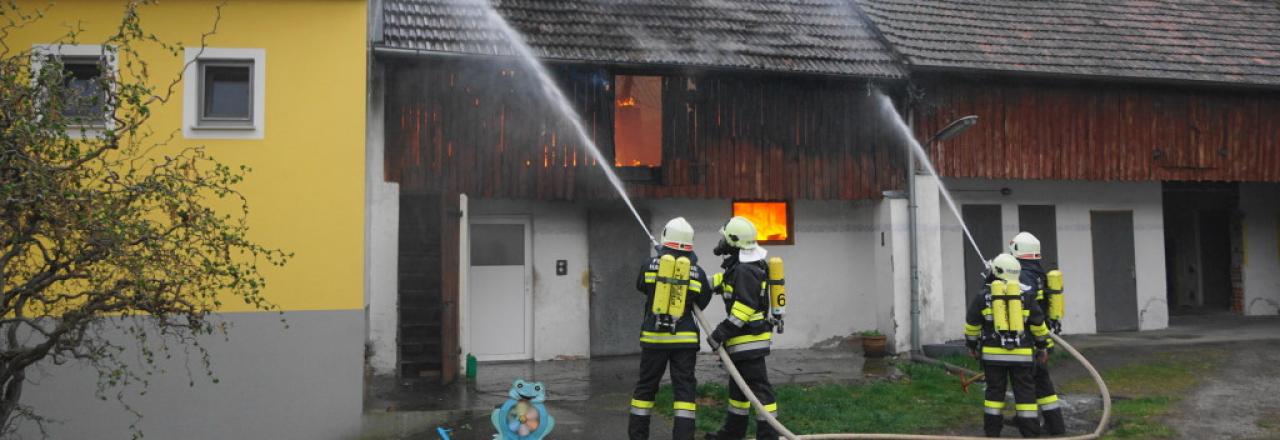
[908,115,978,353]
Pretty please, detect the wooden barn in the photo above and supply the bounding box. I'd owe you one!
[364,0,1280,382]
[860,0,1280,347]
[365,0,915,382]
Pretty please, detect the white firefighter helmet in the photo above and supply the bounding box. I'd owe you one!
[720,216,759,250]
[1009,232,1041,260]
[991,253,1022,282]
[660,217,695,251]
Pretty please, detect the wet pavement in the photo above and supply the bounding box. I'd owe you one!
[364,345,888,439]
[365,314,1280,439]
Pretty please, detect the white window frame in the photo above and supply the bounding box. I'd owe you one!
[31,44,118,137]
[183,47,265,140]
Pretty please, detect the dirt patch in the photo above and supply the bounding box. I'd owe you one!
[1166,340,1280,440]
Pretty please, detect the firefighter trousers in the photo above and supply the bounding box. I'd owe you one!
[629,348,698,440]
[1034,354,1066,435]
[982,362,1041,438]
[709,356,778,440]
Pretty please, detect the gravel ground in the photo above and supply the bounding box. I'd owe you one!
[1167,340,1280,440]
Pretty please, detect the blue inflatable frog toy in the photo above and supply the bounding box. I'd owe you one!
[491,379,554,439]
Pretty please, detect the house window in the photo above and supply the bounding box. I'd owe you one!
[59,56,109,126]
[613,75,662,168]
[183,48,266,140]
[732,201,793,245]
[31,44,116,131]
[198,60,254,126]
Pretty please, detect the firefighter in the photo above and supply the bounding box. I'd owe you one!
[964,253,1051,438]
[1009,232,1066,435]
[705,216,779,440]
[629,217,714,440]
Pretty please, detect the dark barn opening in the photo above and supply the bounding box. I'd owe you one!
[1162,182,1242,315]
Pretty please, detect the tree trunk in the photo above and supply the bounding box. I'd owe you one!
[0,368,26,432]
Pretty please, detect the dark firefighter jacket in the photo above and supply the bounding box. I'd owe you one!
[635,249,713,350]
[1019,259,1057,348]
[712,257,773,360]
[963,277,1050,365]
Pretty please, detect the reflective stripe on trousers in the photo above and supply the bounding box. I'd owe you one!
[754,402,779,420]
[630,398,655,416]
[1038,394,1061,411]
[1015,403,1039,418]
[984,400,1005,416]
[674,401,696,419]
[728,399,750,415]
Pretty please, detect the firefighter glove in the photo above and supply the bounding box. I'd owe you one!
[707,326,730,352]
[1050,319,1063,334]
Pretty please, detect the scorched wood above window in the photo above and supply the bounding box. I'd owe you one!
[384,60,904,200]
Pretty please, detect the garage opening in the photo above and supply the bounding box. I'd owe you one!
[1162,182,1242,315]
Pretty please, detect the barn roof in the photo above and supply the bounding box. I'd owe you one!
[378,0,906,79]
[859,0,1280,87]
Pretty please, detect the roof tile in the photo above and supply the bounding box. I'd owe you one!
[860,0,1280,86]
[381,0,906,78]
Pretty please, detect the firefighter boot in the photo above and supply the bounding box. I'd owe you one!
[705,413,748,440]
[983,413,1004,438]
[1042,408,1066,435]
[672,416,696,440]
[755,417,780,440]
[628,414,650,440]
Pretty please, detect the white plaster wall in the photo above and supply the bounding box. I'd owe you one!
[935,179,1169,340]
[876,196,912,353]
[645,199,882,350]
[1241,183,1280,316]
[470,200,592,361]
[365,61,400,376]
[914,176,950,346]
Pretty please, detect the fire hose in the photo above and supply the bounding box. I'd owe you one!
[691,308,1112,440]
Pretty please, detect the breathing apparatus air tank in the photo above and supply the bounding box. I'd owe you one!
[1047,269,1065,321]
[1005,278,1025,333]
[667,256,692,328]
[651,254,692,333]
[766,257,786,334]
[652,255,675,331]
[990,280,1009,332]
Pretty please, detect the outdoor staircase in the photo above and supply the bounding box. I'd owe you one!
[398,195,444,380]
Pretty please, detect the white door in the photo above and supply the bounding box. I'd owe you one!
[467,217,533,361]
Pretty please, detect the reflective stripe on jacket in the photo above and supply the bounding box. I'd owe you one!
[636,250,713,349]
[963,279,1049,365]
[717,259,773,360]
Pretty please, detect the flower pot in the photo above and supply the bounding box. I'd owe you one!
[861,335,888,357]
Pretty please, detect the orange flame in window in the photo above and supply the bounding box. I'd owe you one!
[732,202,790,242]
[616,96,637,107]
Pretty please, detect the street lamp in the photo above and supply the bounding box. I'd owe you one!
[908,115,979,353]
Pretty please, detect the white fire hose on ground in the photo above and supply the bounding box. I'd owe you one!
[691,308,1112,440]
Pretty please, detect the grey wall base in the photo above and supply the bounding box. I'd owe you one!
[17,309,364,440]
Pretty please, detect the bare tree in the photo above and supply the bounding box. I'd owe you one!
[0,1,288,435]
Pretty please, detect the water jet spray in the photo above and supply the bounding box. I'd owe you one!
[470,4,1110,438]
[475,1,656,246]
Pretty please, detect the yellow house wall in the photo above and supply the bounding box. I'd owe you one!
[10,0,367,312]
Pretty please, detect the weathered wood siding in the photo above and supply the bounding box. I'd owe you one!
[914,76,1280,182]
[385,59,904,200]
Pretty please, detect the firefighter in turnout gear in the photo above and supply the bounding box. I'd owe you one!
[706,216,779,440]
[964,253,1052,438]
[630,217,714,440]
[1009,232,1066,435]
